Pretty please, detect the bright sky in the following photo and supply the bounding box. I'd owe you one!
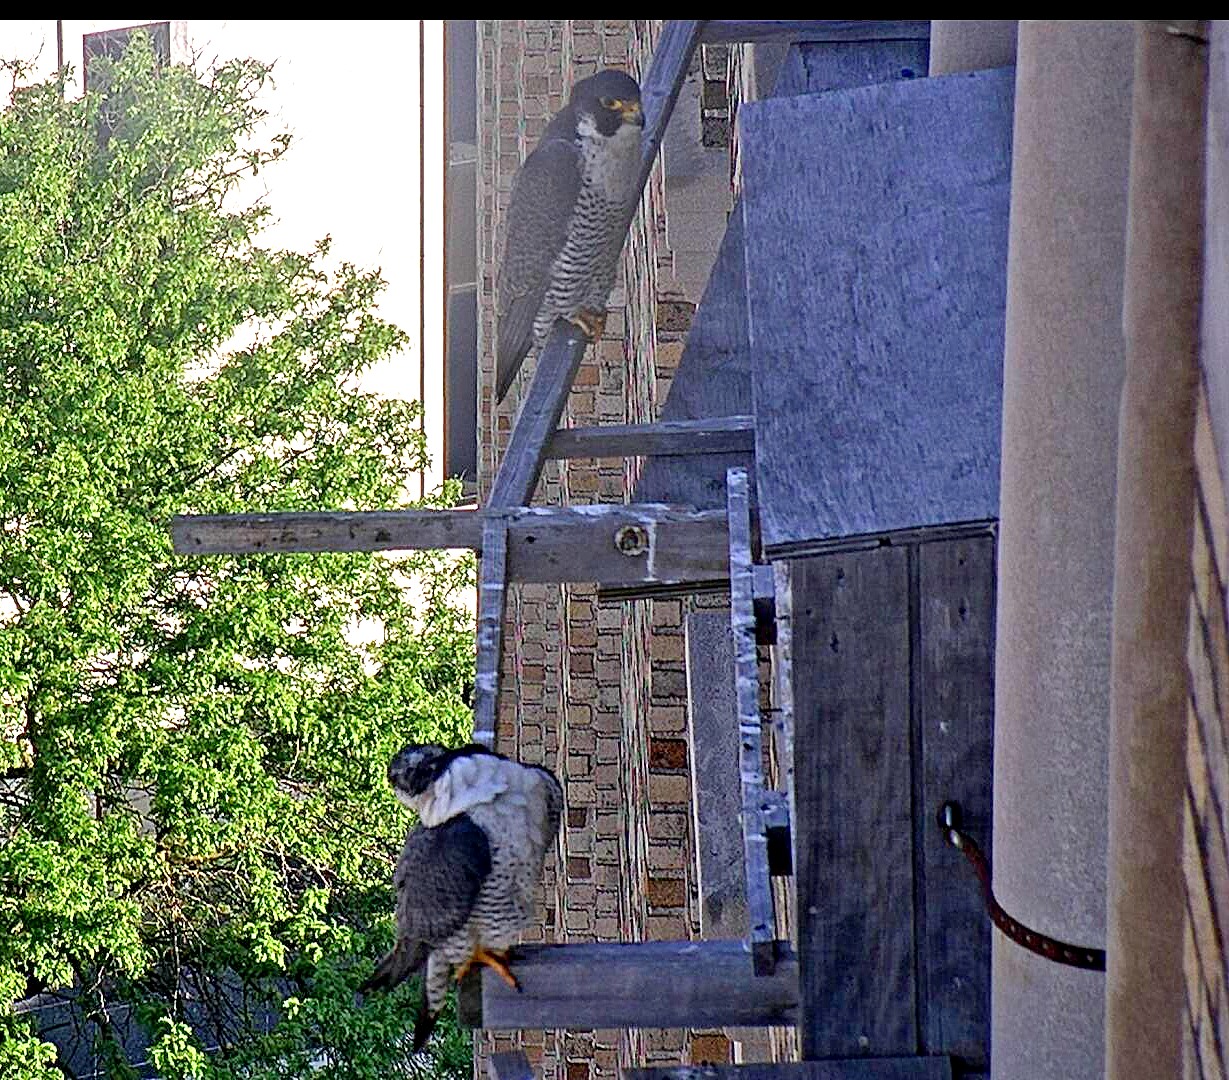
[0,19,447,496]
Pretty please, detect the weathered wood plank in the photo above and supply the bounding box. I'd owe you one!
[700,20,931,44]
[914,537,995,1070]
[471,517,507,748]
[488,20,702,508]
[726,468,776,975]
[489,1051,535,1080]
[624,1059,952,1080]
[505,507,728,587]
[790,549,916,1059]
[172,506,730,587]
[457,940,798,1031]
[546,416,754,460]
[741,70,1012,553]
[172,510,482,554]
[685,610,745,940]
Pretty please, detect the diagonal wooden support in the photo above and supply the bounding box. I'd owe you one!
[726,466,778,975]
[457,940,798,1031]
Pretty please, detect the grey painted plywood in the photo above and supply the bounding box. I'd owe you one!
[740,69,1013,552]
[773,40,931,96]
[638,42,936,512]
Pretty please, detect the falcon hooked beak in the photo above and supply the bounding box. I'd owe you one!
[620,100,644,127]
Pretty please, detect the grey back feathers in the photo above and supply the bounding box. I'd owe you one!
[495,68,644,402]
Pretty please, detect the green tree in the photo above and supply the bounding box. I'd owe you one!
[0,35,475,1080]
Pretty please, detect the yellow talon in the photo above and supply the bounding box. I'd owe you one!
[456,946,520,992]
[569,310,607,342]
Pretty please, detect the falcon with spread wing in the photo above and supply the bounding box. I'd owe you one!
[495,68,644,401]
[360,743,563,1050]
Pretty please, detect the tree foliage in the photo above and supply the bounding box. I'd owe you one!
[0,35,474,1079]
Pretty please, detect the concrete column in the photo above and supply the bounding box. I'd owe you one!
[992,21,1134,1080]
[928,20,1019,75]
[1105,21,1208,1080]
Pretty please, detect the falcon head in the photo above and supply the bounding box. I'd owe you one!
[386,742,504,819]
[570,69,644,137]
[387,743,451,811]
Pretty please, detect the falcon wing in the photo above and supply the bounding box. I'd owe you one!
[360,814,491,994]
[534,765,564,849]
[496,135,583,402]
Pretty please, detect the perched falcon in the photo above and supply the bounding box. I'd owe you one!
[360,742,563,1050]
[495,68,645,402]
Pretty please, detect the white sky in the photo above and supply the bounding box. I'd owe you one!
[0,19,447,496]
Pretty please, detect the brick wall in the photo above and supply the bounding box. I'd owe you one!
[475,20,717,1078]
[1182,381,1229,1080]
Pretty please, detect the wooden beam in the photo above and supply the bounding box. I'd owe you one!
[545,416,754,460]
[486,20,702,509]
[471,517,507,748]
[623,1060,953,1080]
[726,467,777,975]
[171,506,730,587]
[488,1052,535,1080]
[171,509,482,555]
[699,20,930,44]
[457,940,798,1031]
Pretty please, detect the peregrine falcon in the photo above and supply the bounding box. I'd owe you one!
[495,68,645,402]
[360,742,563,1050]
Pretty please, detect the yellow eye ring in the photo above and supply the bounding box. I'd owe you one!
[600,96,619,109]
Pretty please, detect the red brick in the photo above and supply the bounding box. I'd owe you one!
[690,1034,731,1065]
[646,877,686,908]
[567,856,592,880]
[649,737,687,771]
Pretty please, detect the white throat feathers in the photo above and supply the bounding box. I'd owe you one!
[410,753,514,828]
[575,112,643,203]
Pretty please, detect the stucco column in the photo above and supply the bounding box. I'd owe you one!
[928,20,1018,75]
[1105,20,1208,1080]
[992,21,1134,1080]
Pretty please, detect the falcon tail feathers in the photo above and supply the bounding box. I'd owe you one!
[358,940,427,996]
[411,1004,440,1053]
